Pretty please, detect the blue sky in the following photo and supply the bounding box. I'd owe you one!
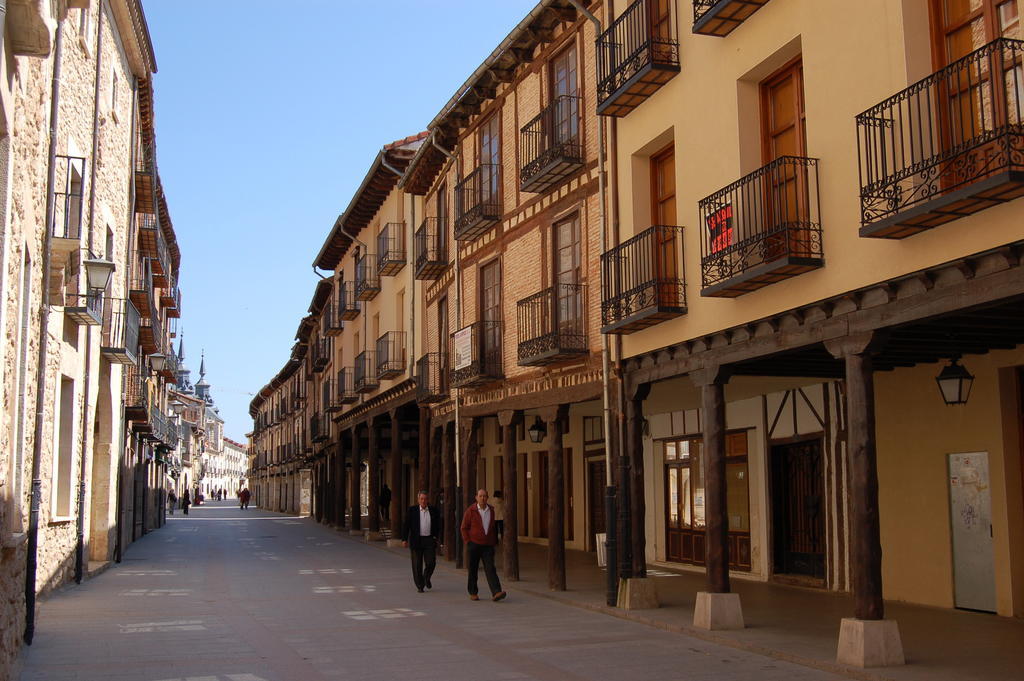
[141,0,537,441]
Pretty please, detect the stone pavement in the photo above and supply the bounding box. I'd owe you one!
[16,500,848,681]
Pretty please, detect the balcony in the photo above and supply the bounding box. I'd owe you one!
[138,308,162,356]
[597,0,680,117]
[601,225,686,334]
[414,217,449,280]
[135,143,155,214]
[312,337,331,373]
[698,156,823,297]
[355,254,380,301]
[322,376,341,413]
[137,213,170,284]
[354,351,378,393]
[336,368,358,405]
[857,38,1024,238]
[450,321,503,387]
[128,260,153,318]
[162,284,181,318]
[311,414,330,443]
[49,155,87,258]
[416,353,449,404]
[376,331,406,380]
[338,281,360,320]
[520,95,584,193]
[124,366,149,423]
[324,300,345,336]
[377,223,406,276]
[64,290,103,327]
[517,283,588,366]
[692,0,771,37]
[454,164,501,241]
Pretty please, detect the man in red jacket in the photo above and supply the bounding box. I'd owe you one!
[460,489,507,602]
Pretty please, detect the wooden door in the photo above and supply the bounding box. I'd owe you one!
[550,43,579,146]
[648,0,673,61]
[650,146,681,306]
[554,215,582,337]
[761,59,809,258]
[587,459,606,551]
[771,439,825,579]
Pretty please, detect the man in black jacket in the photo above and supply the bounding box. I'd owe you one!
[403,491,442,593]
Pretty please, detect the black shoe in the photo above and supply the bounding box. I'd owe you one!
[417,587,424,593]
[425,578,432,590]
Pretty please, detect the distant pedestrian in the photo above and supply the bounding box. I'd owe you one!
[181,490,191,515]
[239,488,251,510]
[379,483,392,521]
[402,491,442,593]
[168,489,177,515]
[492,490,505,542]
[460,489,506,602]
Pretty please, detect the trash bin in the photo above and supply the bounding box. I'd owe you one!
[595,533,607,567]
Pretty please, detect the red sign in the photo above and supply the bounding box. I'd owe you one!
[707,204,733,254]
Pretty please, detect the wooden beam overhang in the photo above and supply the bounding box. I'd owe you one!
[335,380,417,431]
[625,242,1024,391]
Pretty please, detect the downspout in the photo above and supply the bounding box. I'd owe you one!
[75,0,106,585]
[567,0,619,607]
[26,10,65,646]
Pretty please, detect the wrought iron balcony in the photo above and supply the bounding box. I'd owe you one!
[292,377,308,405]
[517,283,588,366]
[50,155,87,250]
[325,299,345,336]
[414,217,449,280]
[376,331,406,380]
[355,254,381,301]
[128,259,153,319]
[377,223,406,276]
[416,353,448,404]
[311,413,330,443]
[692,0,771,37]
[139,309,162,356]
[857,38,1024,238]
[338,281,360,320]
[162,285,181,319]
[161,351,179,383]
[137,213,170,284]
[312,337,332,373]
[601,225,686,334]
[322,376,341,412]
[124,366,149,423]
[135,143,155,214]
[597,0,680,117]
[698,156,823,297]
[449,321,503,387]
[64,290,103,327]
[336,368,358,405]
[354,351,378,393]
[454,164,501,241]
[520,95,584,193]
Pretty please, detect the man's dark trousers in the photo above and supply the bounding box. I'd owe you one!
[466,541,501,596]
[411,538,437,590]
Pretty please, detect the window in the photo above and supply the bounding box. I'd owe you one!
[479,115,500,204]
[480,259,502,363]
[933,0,1020,65]
[550,42,579,145]
[650,146,682,306]
[438,295,449,392]
[553,214,582,334]
[583,416,603,444]
[53,377,76,519]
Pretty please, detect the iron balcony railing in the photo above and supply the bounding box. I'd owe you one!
[449,320,503,387]
[162,285,181,319]
[857,38,1024,238]
[322,376,340,412]
[136,212,169,279]
[596,0,680,117]
[336,368,358,404]
[128,258,153,318]
[517,283,588,366]
[354,351,378,393]
[311,413,330,443]
[601,225,686,334]
[454,164,501,241]
[520,95,584,193]
[355,254,381,301]
[124,365,150,423]
[312,337,331,373]
[376,331,406,380]
[377,223,406,276]
[414,217,449,280]
[101,298,141,365]
[692,0,771,37]
[698,156,823,297]
[415,353,448,404]
[338,281,360,320]
[325,299,345,336]
[50,155,87,241]
[64,290,103,327]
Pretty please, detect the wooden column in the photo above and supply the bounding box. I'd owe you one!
[463,417,481,509]
[429,426,443,506]
[826,334,885,621]
[349,426,361,532]
[691,366,731,594]
[542,405,569,591]
[627,384,651,578]
[336,437,347,528]
[498,410,520,581]
[417,406,431,494]
[367,420,380,533]
[442,421,456,561]
[389,410,402,536]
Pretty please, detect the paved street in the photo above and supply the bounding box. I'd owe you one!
[17,501,849,681]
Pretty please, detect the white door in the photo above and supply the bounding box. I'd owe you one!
[948,452,996,612]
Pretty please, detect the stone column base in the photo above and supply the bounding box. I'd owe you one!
[693,591,744,630]
[386,538,404,548]
[616,577,659,610]
[837,618,905,668]
[349,529,364,537]
[365,531,385,542]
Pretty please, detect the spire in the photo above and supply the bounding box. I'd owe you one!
[177,332,185,361]
[199,351,206,380]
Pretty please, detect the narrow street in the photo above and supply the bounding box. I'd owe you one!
[18,501,847,681]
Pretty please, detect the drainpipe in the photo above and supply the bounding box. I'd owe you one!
[75,0,106,586]
[567,0,619,607]
[25,10,65,646]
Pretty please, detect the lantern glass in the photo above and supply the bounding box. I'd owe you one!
[935,359,974,405]
[149,353,167,372]
[83,257,115,291]
[527,416,546,443]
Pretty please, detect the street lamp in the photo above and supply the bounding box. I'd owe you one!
[149,353,167,373]
[936,358,974,406]
[82,256,115,292]
[527,416,547,443]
